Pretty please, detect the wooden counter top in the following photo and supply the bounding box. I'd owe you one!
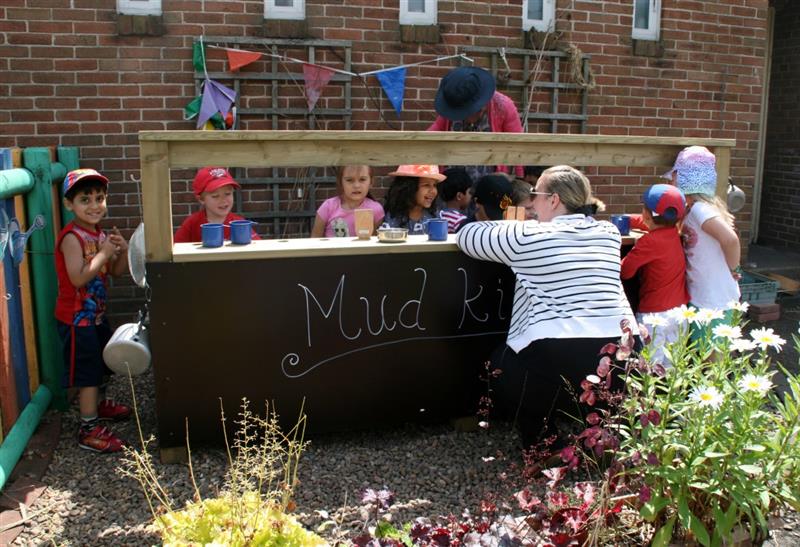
[171,230,644,263]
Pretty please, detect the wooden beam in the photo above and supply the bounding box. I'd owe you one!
[712,145,731,200]
[140,141,172,262]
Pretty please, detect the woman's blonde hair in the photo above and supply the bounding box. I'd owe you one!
[539,165,605,215]
[687,193,735,228]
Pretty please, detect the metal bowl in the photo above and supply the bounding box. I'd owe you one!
[377,227,408,243]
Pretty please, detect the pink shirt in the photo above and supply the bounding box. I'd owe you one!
[317,196,385,237]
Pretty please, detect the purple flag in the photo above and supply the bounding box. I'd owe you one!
[376,67,407,115]
[196,79,237,129]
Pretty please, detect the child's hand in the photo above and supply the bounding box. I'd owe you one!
[99,237,119,260]
[109,227,129,254]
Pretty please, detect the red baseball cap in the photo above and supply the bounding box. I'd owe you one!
[643,184,686,221]
[63,168,109,196]
[192,167,241,196]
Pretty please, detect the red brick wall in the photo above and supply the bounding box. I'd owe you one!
[759,1,799,251]
[0,0,770,320]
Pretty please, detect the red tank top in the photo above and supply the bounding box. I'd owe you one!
[54,222,109,326]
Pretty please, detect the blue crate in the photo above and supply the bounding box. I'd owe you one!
[738,271,779,305]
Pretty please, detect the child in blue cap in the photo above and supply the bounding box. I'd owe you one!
[621,183,689,365]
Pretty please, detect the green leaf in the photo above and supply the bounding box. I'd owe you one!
[745,444,766,452]
[738,464,762,476]
[651,516,676,547]
[375,520,399,538]
[679,496,711,547]
[640,495,670,522]
[703,451,729,458]
[760,491,770,511]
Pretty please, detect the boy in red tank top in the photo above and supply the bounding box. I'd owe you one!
[56,168,131,453]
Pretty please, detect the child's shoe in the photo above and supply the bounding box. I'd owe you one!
[78,425,126,453]
[97,398,131,421]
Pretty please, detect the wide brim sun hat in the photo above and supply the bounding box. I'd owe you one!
[662,145,718,196]
[388,164,447,182]
[434,66,496,121]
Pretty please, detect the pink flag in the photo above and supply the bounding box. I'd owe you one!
[226,48,262,72]
[302,63,335,112]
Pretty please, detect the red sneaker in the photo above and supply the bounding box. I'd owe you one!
[97,399,131,421]
[78,425,126,453]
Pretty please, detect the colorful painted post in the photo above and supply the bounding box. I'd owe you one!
[57,147,79,226]
[23,147,67,410]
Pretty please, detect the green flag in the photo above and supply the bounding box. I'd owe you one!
[193,40,206,73]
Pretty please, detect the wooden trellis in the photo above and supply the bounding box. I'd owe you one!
[194,36,354,237]
[463,46,591,134]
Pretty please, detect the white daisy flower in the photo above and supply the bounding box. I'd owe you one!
[727,300,750,313]
[689,386,724,409]
[730,338,757,353]
[712,324,742,340]
[586,374,602,384]
[642,314,669,327]
[694,308,725,325]
[739,374,773,394]
[669,305,698,324]
[749,328,786,352]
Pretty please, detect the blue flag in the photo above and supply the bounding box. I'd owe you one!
[376,67,407,115]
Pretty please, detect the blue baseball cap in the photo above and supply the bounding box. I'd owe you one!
[643,184,686,221]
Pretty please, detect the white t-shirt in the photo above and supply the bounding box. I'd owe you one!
[681,201,740,309]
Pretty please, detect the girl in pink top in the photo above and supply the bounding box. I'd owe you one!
[311,165,385,238]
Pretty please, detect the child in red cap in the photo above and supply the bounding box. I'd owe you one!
[620,183,690,366]
[56,168,131,453]
[174,167,260,243]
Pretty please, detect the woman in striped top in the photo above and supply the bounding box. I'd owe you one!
[456,165,636,447]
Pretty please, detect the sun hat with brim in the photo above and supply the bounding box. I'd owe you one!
[63,168,109,196]
[473,174,514,221]
[662,145,717,197]
[434,66,496,121]
[643,184,686,221]
[388,164,447,182]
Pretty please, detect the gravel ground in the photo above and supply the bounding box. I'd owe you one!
[8,300,800,546]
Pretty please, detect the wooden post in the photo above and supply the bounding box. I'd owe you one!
[712,146,731,201]
[57,147,80,226]
[140,141,173,262]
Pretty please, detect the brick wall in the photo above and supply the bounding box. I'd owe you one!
[759,1,799,251]
[0,0,771,321]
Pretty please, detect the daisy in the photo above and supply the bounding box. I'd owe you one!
[749,328,786,352]
[712,324,742,340]
[727,300,750,313]
[669,305,698,324]
[642,314,669,327]
[689,385,724,409]
[694,308,725,325]
[738,374,773,394]
[730,338,757,353]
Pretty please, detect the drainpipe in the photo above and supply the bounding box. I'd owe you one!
[0,385,51,491]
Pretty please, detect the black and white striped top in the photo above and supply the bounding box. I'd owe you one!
[456,214,635,352]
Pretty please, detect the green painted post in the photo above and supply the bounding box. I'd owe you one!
[57,147,79,225]
[22,148,66,410]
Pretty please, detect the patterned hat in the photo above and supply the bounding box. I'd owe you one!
[663,146,717,196]
[642,184,686,221]
[388,164,447,182]
[63,168,109,196]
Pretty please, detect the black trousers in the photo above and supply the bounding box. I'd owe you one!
[489,336,620,447]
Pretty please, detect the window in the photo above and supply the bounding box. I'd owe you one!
[522,0,555,32]
[117,0,161,16]
[264,0,305,20]
[399,0,437,26]
[632,0,661,40]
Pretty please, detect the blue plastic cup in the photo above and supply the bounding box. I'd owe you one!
[230,220,254,245]
[610,214,631,236]
[425,218,448,241]
[201,223,224,247]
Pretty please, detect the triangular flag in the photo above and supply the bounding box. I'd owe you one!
[376,67,407,115]
[196,79,237,129]
[302,63,335,112]
[184,95,202,120]
[197,82,218,128]
[193,40,206,73]
[226,48,262,72]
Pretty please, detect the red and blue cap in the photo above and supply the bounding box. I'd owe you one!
[642,184,686,221]
[192,167,241,196]
[63,168,109,196]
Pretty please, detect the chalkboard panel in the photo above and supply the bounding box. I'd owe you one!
[149,251,515,448]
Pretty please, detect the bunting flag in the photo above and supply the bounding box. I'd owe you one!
[375,67,407,115]
[193,40,206,73]
[302,63,335,112]
[197,79,237,129]
[226,48,262,72]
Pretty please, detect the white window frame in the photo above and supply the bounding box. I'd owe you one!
[399,0,437,26]
[522,0,555,32]
[264,0,305,21]
[117,0,161,16]
[632,0,661,41]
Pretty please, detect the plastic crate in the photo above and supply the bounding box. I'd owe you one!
[738,271,779,305]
